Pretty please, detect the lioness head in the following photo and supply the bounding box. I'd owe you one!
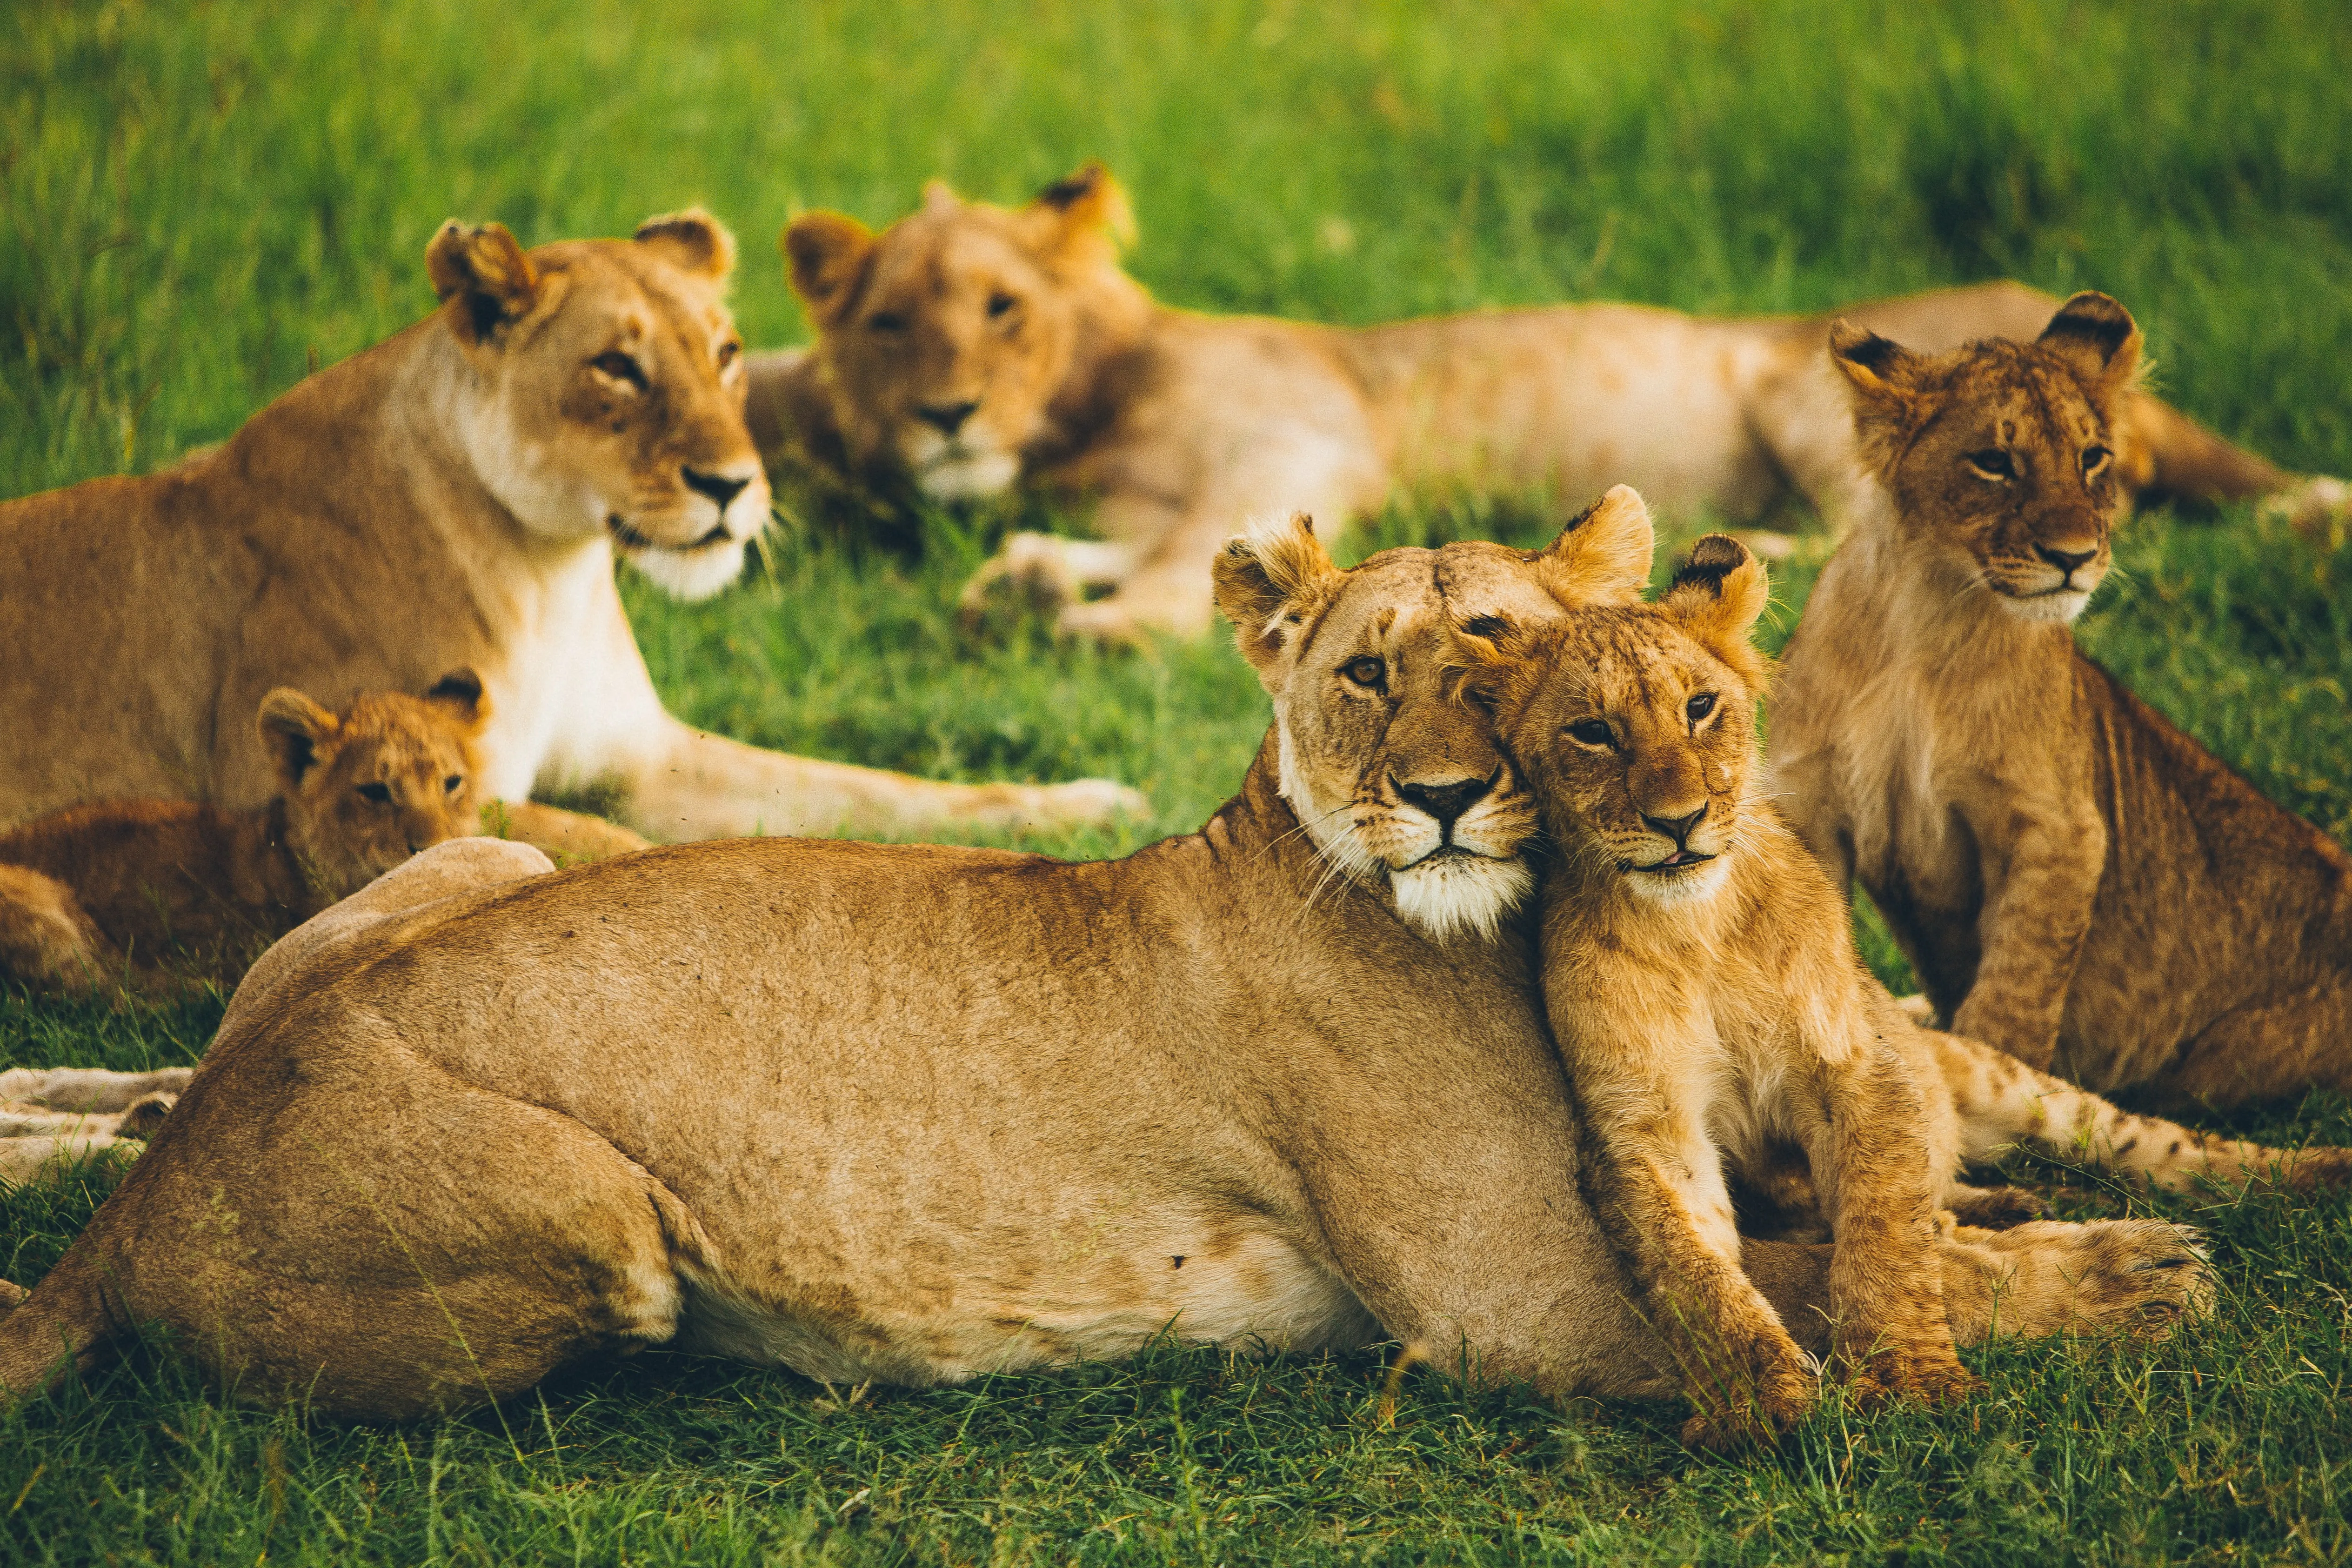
[1455,496,1771,913]
[1210,488,1654,941]
[1830,290,2141,625]
[259,672,490,898]
[783,162,1142,500]
[426,210,770,600]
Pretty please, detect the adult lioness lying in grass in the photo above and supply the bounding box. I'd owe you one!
[0,509,2204,1425]
[1773,292,2352,1110]
[749,162,2346,644]
[0,210,1139,843]
[1456,501,2346,1445]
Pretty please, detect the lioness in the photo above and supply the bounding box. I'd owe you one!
[750,163,2346,644]
[1772,292,2352,1109]
[0,211,1139,842]
[1457,504,2346,1442]
[0,673,496,994]
[0,512,2203,1423]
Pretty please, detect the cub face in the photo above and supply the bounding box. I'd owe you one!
[1456,508,1771,912]
[427,212,770,601]
[783,163,1132,500]
[1209,488,1655,941]
[259,672,490,898]
[1831,291,2141,625]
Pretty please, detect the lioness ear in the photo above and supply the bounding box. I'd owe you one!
[782,212,876,324]
[1025,160,1136,260]
[258,688,341,790]
[1212,512,1342,674]
[1529,485,1654,608]
[425,668,491,731]
[426,220,539,346]
[635,207,736,280]
[1662,535,1771,686]
[2037,291,2141,408]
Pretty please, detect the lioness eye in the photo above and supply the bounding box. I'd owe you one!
[1687,692,1718,724]
[444,775,464,794]
[867,311,908,334]
[987,292,1018,320]
[1343,656,1386,688]
[357,782,392,804]
[2080,444,2111,475]
[1567,718,1616,748]
[1965,448,2015,480]
[590,350,648,389]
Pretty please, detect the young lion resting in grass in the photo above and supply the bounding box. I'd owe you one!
[1773,292,2352,1110]
[1455,491,2346,1445]
[750,162,2346,645]
[0,511,2208,1425]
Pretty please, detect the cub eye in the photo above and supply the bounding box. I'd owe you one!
[357,782,392,804]
[716,340,741,370]
[867,311,908,334]
[2080,444,2111,476]
[1686,692,1718,725]
[590,350,648,389]
[1342,656,1386,688]
[1567,718,1616,749]
[444,775,465,794]
[1965,448,2015,480]
[987,291,1019,320]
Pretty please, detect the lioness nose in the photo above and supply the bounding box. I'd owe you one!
[2035,541,2099,575]
[1642,804,1708,847]
[682,467,752,511]
[1394,773,1493,830]
[916,400,980,436]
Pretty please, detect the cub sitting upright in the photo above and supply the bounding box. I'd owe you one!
[0,673,491,994]
[1455,500,1973,1447]
[1771,292,2352,1109]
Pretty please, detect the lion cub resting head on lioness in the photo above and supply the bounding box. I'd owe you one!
[1455,498,1977,1446]
[0,673,493,995]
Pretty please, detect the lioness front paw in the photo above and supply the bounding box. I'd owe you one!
[1028,777,1151,826]
[1948,1218,2212,1341]
[1052,599,1159,648]
[2258,475,2352,542]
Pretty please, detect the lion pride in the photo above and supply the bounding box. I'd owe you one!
[750,163,2345,643]
[0,211,1141,842]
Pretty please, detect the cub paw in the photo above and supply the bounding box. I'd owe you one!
[1947,1185,2049,1229]
[1843,1343,1979,1410]
[2285,1147,2352,1193]
[1678,1342,1817,1450]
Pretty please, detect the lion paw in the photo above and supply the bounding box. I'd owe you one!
[2285,1146,2352,1193]
[1029,777,1150,826]
[2258,475,2352,541]
[1947,1185,2049,1229]
[1678,1342,1817,1451]
[1842,1343,1978,1410]
[1949,1218,2212,1341]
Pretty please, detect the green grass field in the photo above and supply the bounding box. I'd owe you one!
[7,0,2352,1560]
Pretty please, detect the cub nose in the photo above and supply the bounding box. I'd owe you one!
[1393,773,1493,832]
[682,467,752,511]
[2035,541,2099,575]
[915,400,980,436]
[1641,804,1708,847]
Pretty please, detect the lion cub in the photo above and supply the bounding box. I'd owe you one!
[1772,292,2352,1109]
[0,673,492,994]
[1456,508,1973,1446]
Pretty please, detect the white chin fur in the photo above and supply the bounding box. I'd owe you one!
[915,451,1021,500]
[2003,587,2094,625]
[620,538,748,601]
[1391,855,1534,942]
[1623,856,1731,908]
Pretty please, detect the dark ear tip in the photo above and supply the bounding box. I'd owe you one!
[427,668,483,705]
[1671,534,1752,594]
[1037,163,1108,208]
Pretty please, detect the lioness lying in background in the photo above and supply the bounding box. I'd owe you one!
[1774,292,2352,1110]
[749,162,2345,643]
[0,508,2203,1426]
[0,210,1140,843]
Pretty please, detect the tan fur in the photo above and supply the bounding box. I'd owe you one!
[0,523,2205,1423]
[0,213,1140,843]
[0,1094,176,1191]
[750,163,2342,643]
[0,677,490,994]
[1774,294,2352,1108]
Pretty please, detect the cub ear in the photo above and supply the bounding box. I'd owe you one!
[922,178,962,216]
[1212,512,1342,673]
[258,688,342,790]
[1442,611,1545,717]
[1025,160,1136,260]
[1829,318,1929,473]
[425,667,491,730]
[426,220,539,346]
[2037,290,2141,408]
[1528,485,1654,609]
[1661,534,1771,686]
[782,212,876,324]
[635,207,736,280]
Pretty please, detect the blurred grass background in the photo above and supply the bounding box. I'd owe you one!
[6,0,2352,1561]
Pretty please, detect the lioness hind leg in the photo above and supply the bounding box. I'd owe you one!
[0,865,126,996]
